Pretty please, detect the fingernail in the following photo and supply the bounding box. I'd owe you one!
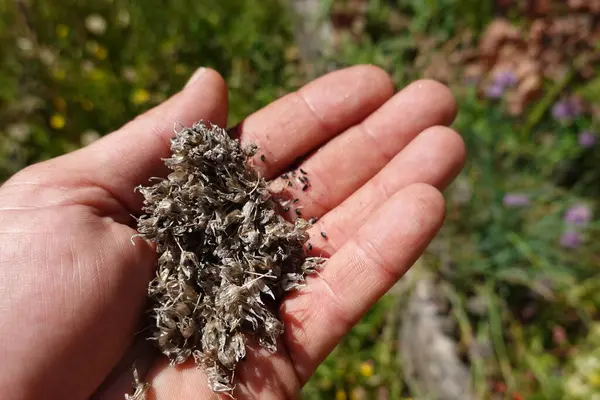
[184,67,207,88]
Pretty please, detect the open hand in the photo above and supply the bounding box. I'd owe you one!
[0,65,465,399]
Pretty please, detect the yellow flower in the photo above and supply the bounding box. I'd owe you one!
[56,24,69,38]
[52,67,66,81]
[590,374,600,387]
[53,97,66,112]
[131,88,150,105]
[94,45,107,60]
[50,114,65,130]
[89,68,105,81]
[359,361,374,378]
[335,390,347,400]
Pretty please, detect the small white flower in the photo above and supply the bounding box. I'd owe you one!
[122,66,138,83]
[16,37,34,53]
[80,130,101,146]
[20,96,43,113]
[576,355,600,375]
[7,123,30,141]
[566,376,590,397]
[117,9,131,27]
[85,14,107,35]
[80,60,95,74]
[38,47,57,66]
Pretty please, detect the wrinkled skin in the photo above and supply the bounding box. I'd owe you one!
[0,66,465,399]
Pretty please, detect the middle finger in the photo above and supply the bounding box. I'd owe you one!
[271,80,457,221]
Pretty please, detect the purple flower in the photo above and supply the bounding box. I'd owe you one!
[564,204,592,226]
[496,70,517,87]
[485,69,517,99]
[486,83,505,99]
[551,101,570,120]
[578,131,596,148]
[552,97,583,121]
[503,193,530,207]
[560,231,582,249]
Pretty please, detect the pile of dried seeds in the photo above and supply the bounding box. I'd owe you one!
[135,121,325,393]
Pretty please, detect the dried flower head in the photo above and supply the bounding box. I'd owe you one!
[125,366,150,400]
[135,121,325,393]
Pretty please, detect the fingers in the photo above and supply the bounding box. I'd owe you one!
[309,126,465,254]
[271,80,458,220]
[232,65,395,178]
[50,68,228,214]
[280,183,446,382]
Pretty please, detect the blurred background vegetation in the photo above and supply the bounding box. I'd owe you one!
[2,0,600,399]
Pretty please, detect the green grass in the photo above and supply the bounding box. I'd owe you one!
[2,1,600,399]
[0,0,301,180]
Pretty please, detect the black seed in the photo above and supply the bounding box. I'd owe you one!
[281,173,288,179]
[321,231,327,239]
[302,184,309,191]
[300,168,307,175]
[295,209,302,216]
[308,217,317,224]
[287,181,293,187]
[307,243,313,250]
[293,198,299,203]
[284,206,290,212]
[260,154,266,162]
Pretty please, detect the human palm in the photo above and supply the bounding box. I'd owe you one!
[0,66,465,399]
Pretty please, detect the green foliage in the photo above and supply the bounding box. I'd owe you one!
[437,84,600,399]
[0,0,298,181]
[302,295,405,399]
[395,0,493,37]
[316,2,600,399]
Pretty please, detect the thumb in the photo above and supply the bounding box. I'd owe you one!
[51,67,228,214]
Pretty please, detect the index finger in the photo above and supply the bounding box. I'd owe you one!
[231,65,395,178]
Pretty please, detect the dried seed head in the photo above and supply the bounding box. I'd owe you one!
[135,121,326,393]
[124,365,150,400]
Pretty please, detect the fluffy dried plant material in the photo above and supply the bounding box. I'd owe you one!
[125,366,150,400]
[135,121,325,393]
